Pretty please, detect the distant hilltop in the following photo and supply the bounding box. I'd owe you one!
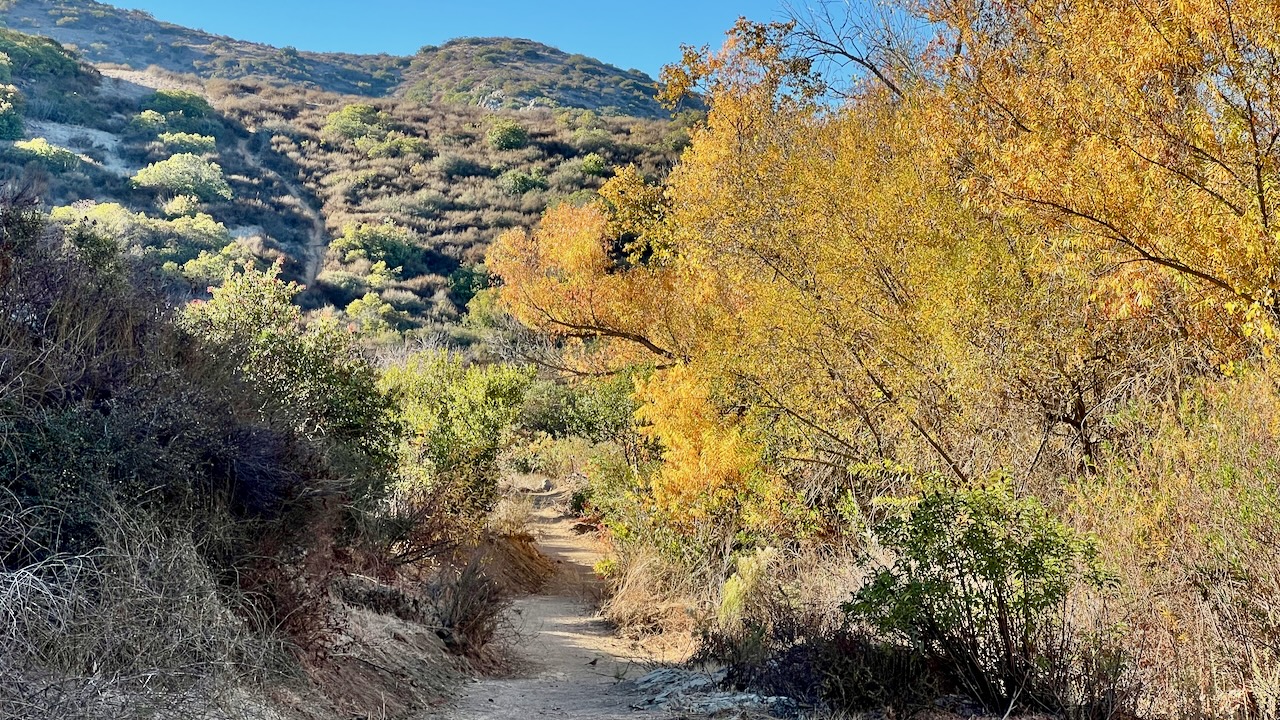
[0,0,700,118]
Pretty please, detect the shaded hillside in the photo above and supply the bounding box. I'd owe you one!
[0,0,694,118]
[401,37,697,119]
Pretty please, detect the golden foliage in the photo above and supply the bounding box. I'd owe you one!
[491,5,1280,708]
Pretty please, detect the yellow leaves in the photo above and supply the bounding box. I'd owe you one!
[598,166,671,265]
[635,365,751,510]
[940,0,1280,329]
[659,18,816,110]
[634,364,787,534]
[491,0,1280,532]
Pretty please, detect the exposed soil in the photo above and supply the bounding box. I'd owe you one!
[23,119,133,176]
[231,137,329,284]
[438,485,679,720]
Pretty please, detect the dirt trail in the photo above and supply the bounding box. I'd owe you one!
[233,138,330,284]
[440,488,676,720]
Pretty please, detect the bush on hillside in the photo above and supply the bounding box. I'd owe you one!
[139,90,223,134]
[158,131,216,154]
[13,137,79,171]
[580,152,609,176]
[486,117,529,150]
[143,89,214,119]
[323,102,389,142]
[132,153,232,201]
[432,151,486,178]
[0,28,82,78]
[498,168,547,195]
[330,221,420,272]
[51,201,231,268]
[0,83,22,140]
[161,193,202,218]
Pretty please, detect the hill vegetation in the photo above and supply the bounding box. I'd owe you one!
[0,23,688,334]
[403,37,687,119]
[210,79,693,323]
[0,0,406,95]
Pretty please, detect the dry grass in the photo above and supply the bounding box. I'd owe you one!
[486,493,535,537]
[0,510,290,720]
[599,544,699,659]
[1070,371,1280,718]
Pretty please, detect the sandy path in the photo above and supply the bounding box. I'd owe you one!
[440,489,673,720]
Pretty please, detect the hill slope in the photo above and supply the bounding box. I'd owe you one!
[0,22,695,335]
[402,37,680,119]
[0,0,690,117]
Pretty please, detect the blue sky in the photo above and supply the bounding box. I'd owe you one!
[113,1,791,78]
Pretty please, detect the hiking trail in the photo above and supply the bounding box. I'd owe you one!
[440,484,680,720]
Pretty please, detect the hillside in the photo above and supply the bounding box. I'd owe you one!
[0,20,692,341]
[210,79,694,324]
[0,0,691,117]
[402,38,681,119]
[0,0,407,95]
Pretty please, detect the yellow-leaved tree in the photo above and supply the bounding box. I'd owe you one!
[490,3,1280,710]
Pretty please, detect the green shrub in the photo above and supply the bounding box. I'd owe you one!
[581,152,609,176]
[517,373,639,444]
[181,263,399,498]
[346,291,402,336]
[50,201,231,268]
[447,264,488,306]
[14,137,79,171]
[143,90,213,119]
[359,131,430,158]
[845,480,1116,712]
[158,131,216,154]
[161,194,201,218]
[498,168,547,195]
[131,109,166,131]
[180,240,262,285]
[380,350,534,514]
[132,153,232,201]
[330,222,419,272]
[0,83,22,140]
[323,103,388,142]
[573,127,614,153]
[0,28,82,78]
[486,117,529,150]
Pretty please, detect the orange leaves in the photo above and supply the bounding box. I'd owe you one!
[488,196,696,372]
